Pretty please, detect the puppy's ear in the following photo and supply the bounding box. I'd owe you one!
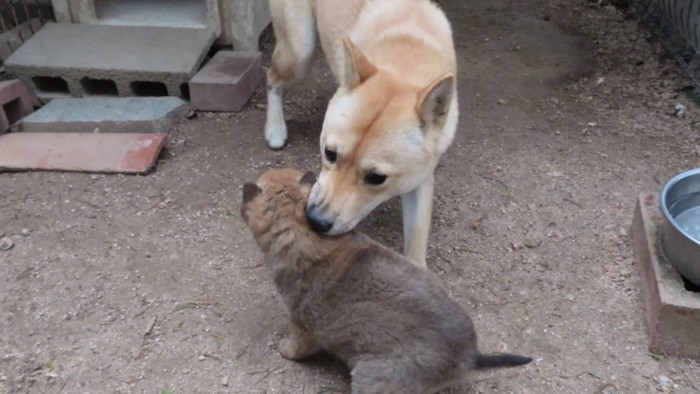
[242,182,262,204]
[416,74,454,131]
[341,36,378,88]
[300,171,317,186]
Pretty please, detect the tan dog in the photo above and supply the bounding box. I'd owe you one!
[264,0,459,267]
[241,169,532,394]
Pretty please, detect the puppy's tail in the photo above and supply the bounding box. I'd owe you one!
[474,353,533,370]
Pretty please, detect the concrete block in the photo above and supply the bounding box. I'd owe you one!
[0,27,24,52]
[631,193,700,360]
[19,97,189,133]
[0,132,168,174]
[189,51,262,112]
[4,23,215,104]
[0,79,34,133]
[52,0,268,48]
[29,18,44,34]
[0,40,13,62]
[50,0,72,23]
[17,21,34,41]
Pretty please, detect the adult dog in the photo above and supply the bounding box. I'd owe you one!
[264,0,459,266]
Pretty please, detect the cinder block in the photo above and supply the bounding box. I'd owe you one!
[0,132,168,174]
[28,18,44,35]
[4,23,215,105]
[631,193,700,360]
[189,50,262,112]
[0,79,34,133]
[0,40,13,63]
[19,97,189,133]
[17,21,34,41]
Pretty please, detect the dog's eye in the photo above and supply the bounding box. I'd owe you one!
[365,172,387,185]
[324,147,337,163]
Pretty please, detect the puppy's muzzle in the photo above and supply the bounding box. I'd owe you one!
[306,203,333,233]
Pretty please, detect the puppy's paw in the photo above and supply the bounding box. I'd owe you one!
[278,337,319,360]
[278,337,304,360]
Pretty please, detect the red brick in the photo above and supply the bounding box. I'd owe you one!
[632,193,700,360]
[189,50,262,112]
[0,79,33,132]
[0,132,167,174]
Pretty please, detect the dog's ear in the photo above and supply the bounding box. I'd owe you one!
[242,182,262,204]
[341,36,378,88]
[416,74,454,131]
[300,171,317,186]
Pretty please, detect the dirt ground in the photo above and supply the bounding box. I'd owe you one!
[2,0,700,392]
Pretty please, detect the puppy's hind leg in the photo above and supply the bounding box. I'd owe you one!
[278,319,320,360]
[351,360,424,394]
[265,0,317,149]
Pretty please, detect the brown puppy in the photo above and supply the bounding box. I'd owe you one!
[241,168,532,394]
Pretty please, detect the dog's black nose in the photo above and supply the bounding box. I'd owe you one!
[306,204,333,233]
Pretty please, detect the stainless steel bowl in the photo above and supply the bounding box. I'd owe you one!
[660,167,700,287]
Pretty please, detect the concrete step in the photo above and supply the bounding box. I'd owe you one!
[19,97,189,133]
[0,132,167,174]
[4,23,215,105]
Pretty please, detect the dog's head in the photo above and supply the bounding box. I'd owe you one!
[306,37,456,235]
[241,168,317,249]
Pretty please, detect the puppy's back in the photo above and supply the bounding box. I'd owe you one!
[300,239,478,371]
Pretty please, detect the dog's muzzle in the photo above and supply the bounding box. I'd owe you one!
[306,203,333,233]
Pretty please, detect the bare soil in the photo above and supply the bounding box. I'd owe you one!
[2,0,700,392]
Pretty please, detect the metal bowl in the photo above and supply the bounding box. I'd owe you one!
[660,167,700,287]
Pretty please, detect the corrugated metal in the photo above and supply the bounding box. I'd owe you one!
[634,0,700,85]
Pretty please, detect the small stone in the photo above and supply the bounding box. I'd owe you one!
[601,385,616,394]
[21,228,30,236]
[654,375,672,392]
[198,354,205,361]
[524,239,541,249]
[221,376,229,387]
[0,237,13,251]
[674,103,687,118]
[497,99,508,105]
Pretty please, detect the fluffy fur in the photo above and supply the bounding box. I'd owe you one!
[241,169,532,394]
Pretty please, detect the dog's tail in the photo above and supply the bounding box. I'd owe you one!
[474,353,533,370]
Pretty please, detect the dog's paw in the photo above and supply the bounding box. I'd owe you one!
[265,121,288,150]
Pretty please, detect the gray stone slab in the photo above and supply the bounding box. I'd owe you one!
[4,23,215,103]
[19,97,190,133]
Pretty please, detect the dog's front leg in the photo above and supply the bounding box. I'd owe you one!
[264,84,288,149]
[401,172,435,268]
